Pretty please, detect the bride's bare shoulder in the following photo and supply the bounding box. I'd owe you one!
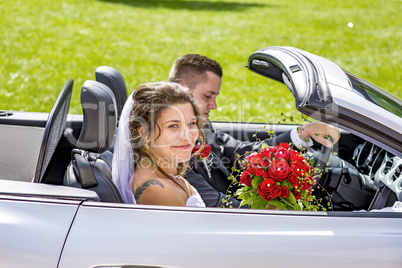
[133,176,185,206]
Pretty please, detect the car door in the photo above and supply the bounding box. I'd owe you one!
[0,195,81,268]
[58,202,402,268]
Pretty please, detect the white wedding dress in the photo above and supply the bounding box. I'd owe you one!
[111,92,205,207]
[173,175,205,207]
[186,189,206,207]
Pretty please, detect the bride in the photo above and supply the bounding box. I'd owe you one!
[112,81,206,207]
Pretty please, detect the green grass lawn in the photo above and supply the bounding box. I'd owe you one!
[1,0,401,123]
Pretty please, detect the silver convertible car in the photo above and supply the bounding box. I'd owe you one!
[1,46,401,268]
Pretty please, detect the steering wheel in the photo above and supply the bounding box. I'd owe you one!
[315,143,332,169]
[306,137,333,178]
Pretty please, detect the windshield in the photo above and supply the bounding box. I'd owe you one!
[346,72,402,118]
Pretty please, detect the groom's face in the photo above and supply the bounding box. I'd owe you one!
[190,71,222,119]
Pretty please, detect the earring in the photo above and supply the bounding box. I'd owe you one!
[144,140,149,149]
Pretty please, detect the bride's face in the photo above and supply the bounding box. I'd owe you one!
[149,102,199,167]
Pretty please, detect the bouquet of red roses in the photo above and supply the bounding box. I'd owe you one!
[236,142,320,210]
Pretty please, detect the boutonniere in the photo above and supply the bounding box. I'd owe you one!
[192,143,213,178]
[193,143,212,159]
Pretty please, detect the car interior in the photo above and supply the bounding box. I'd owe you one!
[0,66,400,212]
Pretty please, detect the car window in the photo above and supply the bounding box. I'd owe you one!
[347,73,402,117]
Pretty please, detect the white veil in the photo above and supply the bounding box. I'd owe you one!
[112,91,136,204]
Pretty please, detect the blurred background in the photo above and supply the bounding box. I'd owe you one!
[1,0,401,123]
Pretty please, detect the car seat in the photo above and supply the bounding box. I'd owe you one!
[63,80,123,202]
[95,66,128,119]
[95,66,128,154]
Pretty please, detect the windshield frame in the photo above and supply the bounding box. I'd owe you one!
[346,71,402,118]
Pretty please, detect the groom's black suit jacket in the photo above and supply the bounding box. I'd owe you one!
[185,122,292,208]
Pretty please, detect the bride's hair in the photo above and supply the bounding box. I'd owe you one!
[129,81,205,177]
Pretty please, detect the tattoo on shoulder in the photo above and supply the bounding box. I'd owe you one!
[134,179,164,201]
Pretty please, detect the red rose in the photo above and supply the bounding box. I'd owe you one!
[291,161,310,177]
[274,147,290,160]
[289,150,304,163]
[192,143,212,159]
[270,184,282,199]
[262,170,270,179]
[260,159,269,168]
[261,147,276,159]
[267,159,291,181]
[248,153,263,166]
[278,142,290,150]
[257,179,276,201]
[255,168,264,177]
[287,172,299,187]
[292,190,302,200]
[248,166,256,175]
[280,186,290,198]
[247,152,258,162]
[240,170,252,187]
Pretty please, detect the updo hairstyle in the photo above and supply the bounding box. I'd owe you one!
[129,81,205,176]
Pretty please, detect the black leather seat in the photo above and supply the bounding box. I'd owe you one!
[63,80,123,203]
[95,66,128,153]
[95,66,128,119]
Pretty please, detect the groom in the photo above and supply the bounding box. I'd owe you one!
[168,54,340,207]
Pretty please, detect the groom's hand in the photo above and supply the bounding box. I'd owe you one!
[298,122,340,148]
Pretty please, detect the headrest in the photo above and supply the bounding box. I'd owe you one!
[95,66,128,118]
[77,80,117,153]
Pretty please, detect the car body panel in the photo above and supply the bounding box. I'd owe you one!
[0,124,44,182]
[58,203,402,268]
[0,113,83,183]
[0,196,80,268]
